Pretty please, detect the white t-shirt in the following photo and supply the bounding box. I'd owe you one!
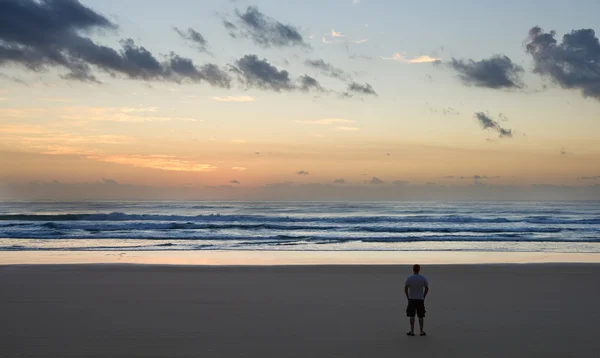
[405,274,429,300]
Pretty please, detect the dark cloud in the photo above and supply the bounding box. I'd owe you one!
[223,20,237,30]
[232,54,323,93]
[474,112,513,138]
[369,177,384,184]
[299,75,323,92]
[347,82,377,96]
[296,171,309,175]
[233,6,309,48]
[525,26,600,100]
[449,55,524,89]
[443,176,455,179]
[230,180,241,184]
[577,176,600,180]
[168,54,230,87]
[0,0,229,87]
[232,54,293,91]
[333,179,346,184]
[393,180,410,185]
[174,27,208,53]
[304,59,351,81]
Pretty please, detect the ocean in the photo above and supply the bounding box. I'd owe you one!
[0,201,599,253]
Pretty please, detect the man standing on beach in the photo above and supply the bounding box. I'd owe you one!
[405,264,429,336]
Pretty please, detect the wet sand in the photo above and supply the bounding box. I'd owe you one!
[1,264,598,357]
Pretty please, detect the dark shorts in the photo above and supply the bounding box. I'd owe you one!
[406,299,426,318]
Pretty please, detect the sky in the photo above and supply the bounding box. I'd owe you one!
[1,0,599,200]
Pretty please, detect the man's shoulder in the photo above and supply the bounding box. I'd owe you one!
[407,274,428,282]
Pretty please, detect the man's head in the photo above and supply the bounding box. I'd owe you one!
[413,264,421,274]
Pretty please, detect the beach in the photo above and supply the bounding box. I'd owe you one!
[2,262,598,357]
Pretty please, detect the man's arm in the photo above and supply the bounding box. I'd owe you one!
[424,286,429,299]
[404,285,409,299]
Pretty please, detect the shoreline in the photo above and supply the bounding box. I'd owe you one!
[2,250,600,266]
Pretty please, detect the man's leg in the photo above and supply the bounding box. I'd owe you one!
[417,300,426,335]
[406,300,416,335]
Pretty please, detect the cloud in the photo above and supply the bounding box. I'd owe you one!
[369,177,384,184]
[296,171,309,175]
[299,75,324,92]
[382,53,440,64]
[232,55,324,93]
[525,26,600,100]
[232,54,293,91]
[449,55,524,89]
[0,0,230,86]
[322,30,368,45]
[331,29,345,38]
[211,96,255,102]
[335,126,359,131]
[174,27,208,53]
[233,6,309,48]
[230,180,241,184]
[443,176,455,179]
[577,176,600,180]
[474,112,513,138]
[304,59,352,81]
[333,179,346,184]
[296,118,354,125]
[427,105,460,116]
[561,147,570,155]
[59,106,198,123]
[87,154,217,172]
[347,82,377,96]
[232,167,247,171]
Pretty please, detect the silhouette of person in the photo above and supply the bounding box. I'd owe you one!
[404,264,429,336]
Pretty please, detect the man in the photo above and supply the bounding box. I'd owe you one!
[404,264,429,336]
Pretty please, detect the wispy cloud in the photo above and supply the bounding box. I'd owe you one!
[335,126,359,131]
[90,154,217,172]
[231,6,309,48]
[211,96,256,102]
[232,167,247,171]
[474,112,513,138]
[382,53,440,64]
[305,59,352,81]
[347,82,377,96]
[331,29,345,38]
[173,27,209,53]
[296,118,355,125]
[322,29,367,45]
[61,107,198,123]
[296,171,309,175]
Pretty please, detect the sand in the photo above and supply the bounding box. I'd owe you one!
[1,264,598,357]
